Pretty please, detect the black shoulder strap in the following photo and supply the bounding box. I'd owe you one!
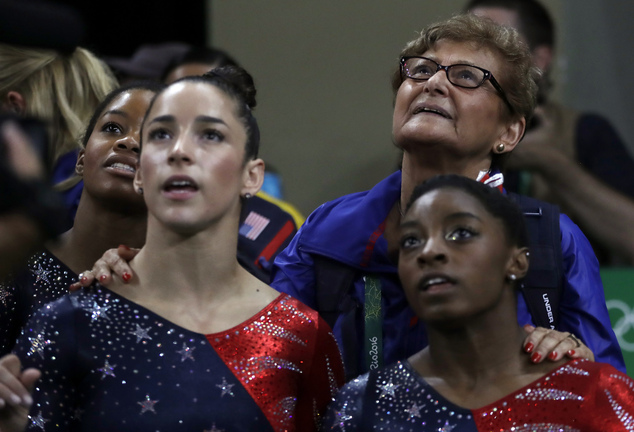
[313,255,360,380]
[509,193,564,329]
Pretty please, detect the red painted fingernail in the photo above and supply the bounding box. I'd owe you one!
[99,275,107,282]
[524,342,534,353]
[568,349,576,357]
[531,352,542,363]
[548,351,558,361]
[80,276,88,284]
[122,272,132,282]
[119,244,131,251]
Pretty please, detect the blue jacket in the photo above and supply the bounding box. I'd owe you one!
[271,171,626,375]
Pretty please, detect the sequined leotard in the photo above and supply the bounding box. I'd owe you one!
[323,360,634,431]
[15,288,344,431]
[0,250,76,355]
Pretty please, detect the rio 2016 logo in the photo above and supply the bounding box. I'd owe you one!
[607,299,634,353]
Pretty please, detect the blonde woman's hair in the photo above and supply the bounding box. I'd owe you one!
[0,43,117,171]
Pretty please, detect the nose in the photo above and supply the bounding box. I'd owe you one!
[423,68,451,96]
[416,235,448,266]
[114,134,140,154]
[168,136,193,164]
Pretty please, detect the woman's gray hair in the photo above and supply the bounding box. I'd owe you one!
[391,14,540,123]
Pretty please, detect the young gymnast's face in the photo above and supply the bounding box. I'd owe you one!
[398,187,522,327]
[135,81,257,234]
[78,89,155,210]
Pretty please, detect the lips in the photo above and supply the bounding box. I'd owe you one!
[412,104,451,119]
[418,274,456,292]
[162,175,199,194]
[104,155,137,177]
[110,162,135,174]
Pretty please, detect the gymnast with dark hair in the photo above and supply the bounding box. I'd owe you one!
[323,175,634,431]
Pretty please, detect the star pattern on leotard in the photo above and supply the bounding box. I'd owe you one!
[378,380,400,398]
[29,411,49,430]
[84,301,111,322]
[138,394,158,415]
[405,402,423,419]
[176,342,195,362]
[331,402,353,431]
[216,377,235,397]
[438,420,457,432]
[130,323,152,343]
[97,359,116,379]
[32,263,51,286]
[27,334,53,359]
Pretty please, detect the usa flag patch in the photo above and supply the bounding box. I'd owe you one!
[239,211,270,240]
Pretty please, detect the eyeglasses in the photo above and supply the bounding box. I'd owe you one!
[400,56,514,113]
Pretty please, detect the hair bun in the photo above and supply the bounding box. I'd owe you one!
[204,66,257,110]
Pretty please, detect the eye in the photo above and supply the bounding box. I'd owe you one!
[399,234,421,250]
[202,129,224,142]
[450,66,482,86]
[445,227,477,242]
[147,127,171,141]
[102,122,123,134]
[410,63,434,78]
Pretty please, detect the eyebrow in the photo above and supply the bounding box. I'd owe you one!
[194,115,226,126]
[148,114,175,125]
[425,55,478,67]
[101,109,128,118]
[147,115,227,126]
[399,211,481,229]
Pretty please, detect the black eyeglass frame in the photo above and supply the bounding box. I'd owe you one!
[400,56,514,113]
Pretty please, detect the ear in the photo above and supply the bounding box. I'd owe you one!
[532,45,553,74]
[75,149,86,176]
[5,91,27,115]
[241,158,265,197]
[494,116,526,154]
[506,246,530,281]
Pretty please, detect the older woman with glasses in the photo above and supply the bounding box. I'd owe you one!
[272,14,624,378]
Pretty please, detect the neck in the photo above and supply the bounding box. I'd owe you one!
[399,150,491,210]
[420,290,526,383]
[130,211,245,304]
[50,194,147,275]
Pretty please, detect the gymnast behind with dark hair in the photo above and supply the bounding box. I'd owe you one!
[323,175,634,431]
[7,66,343,432]
[0,81,164,358]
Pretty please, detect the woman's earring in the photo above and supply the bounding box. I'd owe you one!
[508,274,517,281]
[137,187,143,195]
[496,143,505,153]
[244,193,252,199]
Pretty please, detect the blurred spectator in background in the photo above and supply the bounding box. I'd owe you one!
[0,0,117,226]
[0,1,88,277]
[105,42,190,84]
[466,0,634,264]
[162,45,238,84]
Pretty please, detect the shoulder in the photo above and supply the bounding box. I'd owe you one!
[270,294,321,327]
[256,191,305,227]
[558,213,598,262]
[295,171,401,254]
[576,112,621,136]
[561,360,634,414]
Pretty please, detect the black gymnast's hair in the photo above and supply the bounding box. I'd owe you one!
[405,174,529,248]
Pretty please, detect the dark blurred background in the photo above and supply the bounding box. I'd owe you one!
[56,0,207,57]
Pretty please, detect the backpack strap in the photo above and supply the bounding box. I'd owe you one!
[509,193,564,329]
[313,255,360,380]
